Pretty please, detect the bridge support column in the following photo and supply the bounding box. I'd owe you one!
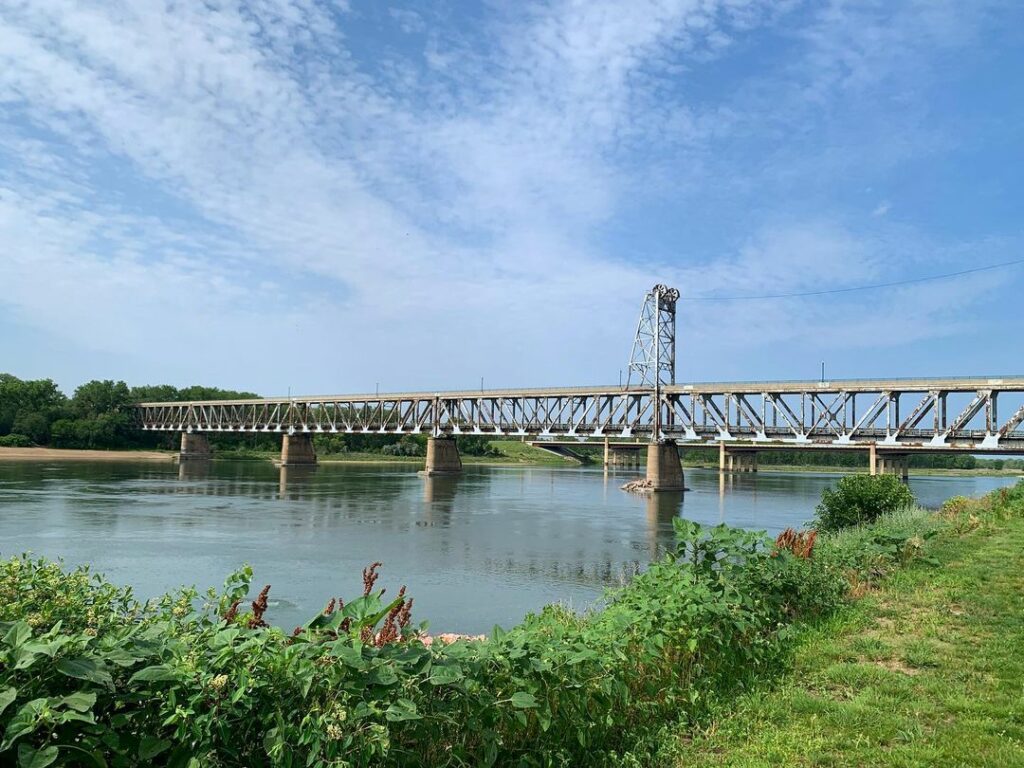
[422,436,462,475]
[874,453,909,481]
[604,438,640,468]
[179,432,211,461]
[646,441,685,491]
[720,448,758,473]
[280,433,317,466]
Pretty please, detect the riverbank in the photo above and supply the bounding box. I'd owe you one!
[655,492,1024,766]
[0,446,175,462]
[1,443,1020,477]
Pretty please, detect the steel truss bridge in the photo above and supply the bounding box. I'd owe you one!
[135,376,1024,453]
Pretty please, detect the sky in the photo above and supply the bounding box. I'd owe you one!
[1,0,1022,397]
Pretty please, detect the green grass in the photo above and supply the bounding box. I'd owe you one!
[221,440,578,466]
[477,439,579,465]
[663,508,1024,767]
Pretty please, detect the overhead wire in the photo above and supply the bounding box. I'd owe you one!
[678,257,1024,301]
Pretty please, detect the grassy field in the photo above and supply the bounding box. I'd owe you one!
[664,505,1024,766]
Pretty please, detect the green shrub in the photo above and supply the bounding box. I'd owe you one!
[814,474,915,532]
[0,434,32,448]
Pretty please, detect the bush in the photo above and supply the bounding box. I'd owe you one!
[814,474,915,532]
[0,434,32,448]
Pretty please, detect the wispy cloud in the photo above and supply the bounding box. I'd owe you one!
[0,0,1020,392]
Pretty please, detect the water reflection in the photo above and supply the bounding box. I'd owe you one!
[0,460,1018,633]
[645,491,683,557]
[178,459,210,481]
[277,465,318,499]
[422,474,459,526]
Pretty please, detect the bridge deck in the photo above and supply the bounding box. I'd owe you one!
[131,376,1024,453]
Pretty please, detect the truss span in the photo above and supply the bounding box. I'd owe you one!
[132,376,1024,452]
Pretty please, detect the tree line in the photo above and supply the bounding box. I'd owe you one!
[0,374,259,450]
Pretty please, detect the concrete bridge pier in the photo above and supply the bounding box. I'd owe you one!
[874,453,909,481]
[603,438,641,468]
[179,432,211,461]
[280,433,317,466]
[646,441,686,491]
[421,436,462,475]
[719,444,758,473]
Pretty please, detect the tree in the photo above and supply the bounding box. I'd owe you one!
[0,374,67,436]
[72,380,131,418]
[10,411,51,444]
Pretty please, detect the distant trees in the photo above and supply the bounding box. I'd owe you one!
[0,374,65,443]
[0,374,261,451]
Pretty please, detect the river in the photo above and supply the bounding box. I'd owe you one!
[0,460,1018,634]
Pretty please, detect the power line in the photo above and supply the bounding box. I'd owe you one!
[679,257,1024,301]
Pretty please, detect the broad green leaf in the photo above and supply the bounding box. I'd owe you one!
[52,745,106,768]
[57,691,96,713]
[0,688,17,718]
[17,744,58,768]
[56,711,96,726]
[139,737,172,760]
[56,657,112,687]
[384,698,422,722]
[23,637,70,658]
[101,648,147,668]
[2,699,47,751]
[367,665,398,686]
[428,665,464,685]
[3,622,31,650]
[509,691,538,709]
[130,664,179,683]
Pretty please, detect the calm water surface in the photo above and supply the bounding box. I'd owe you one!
[0,460,1018,633]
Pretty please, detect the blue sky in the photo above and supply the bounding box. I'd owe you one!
[1,0,1022,396]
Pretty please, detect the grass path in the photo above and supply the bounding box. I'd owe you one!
[668,515,1024,767]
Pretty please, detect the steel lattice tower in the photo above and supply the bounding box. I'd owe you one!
[626,284,680,390]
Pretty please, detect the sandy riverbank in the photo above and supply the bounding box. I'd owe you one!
[0,447,176,462]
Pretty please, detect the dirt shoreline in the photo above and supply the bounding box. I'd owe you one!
[0,447,176,462]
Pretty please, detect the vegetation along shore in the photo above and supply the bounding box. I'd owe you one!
[3,464,1022,765]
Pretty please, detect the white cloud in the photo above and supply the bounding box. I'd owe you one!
[0,0,1017,392]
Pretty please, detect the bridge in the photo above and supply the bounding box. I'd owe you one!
[132,286,1024,490]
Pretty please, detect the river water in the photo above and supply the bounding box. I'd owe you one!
[0,460,1018,634]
